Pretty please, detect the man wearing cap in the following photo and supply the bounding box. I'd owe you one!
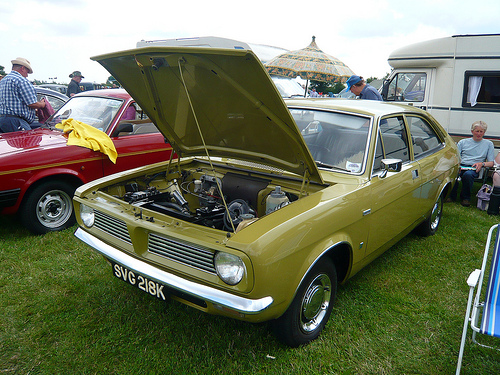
[346,75,383,101]
[67,71,84,97]
[0,57,46,132]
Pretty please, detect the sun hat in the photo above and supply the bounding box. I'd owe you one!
[346,75,362,90]
[11,57,33,74]
[69,71,84,78]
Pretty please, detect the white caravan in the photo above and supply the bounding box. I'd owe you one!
[381,34,500,148]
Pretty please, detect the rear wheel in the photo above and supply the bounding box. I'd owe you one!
[416,193,443,237]
[20,180,77,235]
[272,258,337,347]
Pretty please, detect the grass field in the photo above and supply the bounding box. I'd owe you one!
[1,186,500,374]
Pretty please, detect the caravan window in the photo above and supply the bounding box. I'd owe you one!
[385,73,426,102]
[463,71,500,108]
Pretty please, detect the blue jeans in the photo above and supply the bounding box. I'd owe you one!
[450,169,478,201]
[0,115,31,132]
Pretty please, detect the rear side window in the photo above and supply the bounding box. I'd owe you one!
[463,71,500,108]
[406,116,443,158]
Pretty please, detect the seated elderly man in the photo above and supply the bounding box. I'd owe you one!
[448,121,495,207]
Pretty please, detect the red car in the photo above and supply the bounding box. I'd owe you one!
[0,89,173,234]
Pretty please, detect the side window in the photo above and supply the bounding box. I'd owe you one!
[463,71,500,108]
[36,93,66,112]
[378,116,410,163]
[407,116,443,158]
[385,73,427,102]
[117,103,158,136]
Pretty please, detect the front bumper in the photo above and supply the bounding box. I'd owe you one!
[74,228,273,315]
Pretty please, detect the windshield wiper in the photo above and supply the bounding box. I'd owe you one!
[315,161,349,172]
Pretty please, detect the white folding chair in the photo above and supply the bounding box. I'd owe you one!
[456,224,500,374]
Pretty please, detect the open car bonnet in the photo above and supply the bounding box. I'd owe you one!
[91,45,322,184]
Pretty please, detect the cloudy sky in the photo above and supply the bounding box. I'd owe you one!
[1,0,499,85]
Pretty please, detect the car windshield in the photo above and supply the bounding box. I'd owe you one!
[271,76,305,98]
[290,108,371,174]
[46,96,124,133]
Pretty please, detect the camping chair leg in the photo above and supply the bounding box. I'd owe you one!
[456,284,478,374]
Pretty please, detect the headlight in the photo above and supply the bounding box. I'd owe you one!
[80,204,95,227]
[214,252,246,285]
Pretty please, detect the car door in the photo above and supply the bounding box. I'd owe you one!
[406,114,447,217]
[102,120,173,175]
[364,115,422,257]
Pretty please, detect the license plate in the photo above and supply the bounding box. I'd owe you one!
[111,262,168,301]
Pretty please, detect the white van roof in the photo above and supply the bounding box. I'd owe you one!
[388,34,500,69]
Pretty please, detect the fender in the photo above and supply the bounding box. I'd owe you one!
[4,166,92,213]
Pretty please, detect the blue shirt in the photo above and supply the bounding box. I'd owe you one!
[359,84,383,101]
[457,137,495,165]
[0,70,37,123]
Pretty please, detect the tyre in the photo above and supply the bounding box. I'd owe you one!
[272,258,337,347]
[415,193,443,237]
[20,180,77,235]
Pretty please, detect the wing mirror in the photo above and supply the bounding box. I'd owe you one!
[379,158,402,178]
[111,122,133,137]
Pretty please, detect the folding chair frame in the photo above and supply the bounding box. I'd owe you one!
[456,224,500,374]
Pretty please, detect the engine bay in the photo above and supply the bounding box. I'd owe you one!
[104,165,302,232]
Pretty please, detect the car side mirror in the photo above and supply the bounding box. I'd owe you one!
[379,158,402,178]
[111,122,133,137]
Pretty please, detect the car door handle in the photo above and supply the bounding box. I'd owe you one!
[363,209,371,216]
[412,169,419,180]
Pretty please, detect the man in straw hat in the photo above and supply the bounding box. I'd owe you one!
[67,70,84,97]
[0,57,46,132]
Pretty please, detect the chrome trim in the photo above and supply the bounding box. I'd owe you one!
[74,228,273,314]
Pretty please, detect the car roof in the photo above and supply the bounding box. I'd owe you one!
[285,98,425,118]
[73,88,131,100]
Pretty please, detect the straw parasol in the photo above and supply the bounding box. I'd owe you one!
[265,36,355,96]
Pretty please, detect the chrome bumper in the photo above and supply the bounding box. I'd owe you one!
[74,228,273,314]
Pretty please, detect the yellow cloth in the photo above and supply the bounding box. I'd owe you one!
[56,118,117,163]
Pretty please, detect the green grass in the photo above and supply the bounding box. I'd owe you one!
[2,185,500,374]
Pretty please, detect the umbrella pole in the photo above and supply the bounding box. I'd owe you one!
[304,79,309,97]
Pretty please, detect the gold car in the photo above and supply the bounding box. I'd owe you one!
[73,42,460,347]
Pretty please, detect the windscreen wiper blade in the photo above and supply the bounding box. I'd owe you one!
[315,161,349,172]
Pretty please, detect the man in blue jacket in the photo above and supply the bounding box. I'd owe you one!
[346,75,383,101]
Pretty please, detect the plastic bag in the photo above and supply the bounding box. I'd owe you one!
[477,184,492,211]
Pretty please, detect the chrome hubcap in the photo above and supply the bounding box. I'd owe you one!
[300,274,332,332]
[430,198,442,231]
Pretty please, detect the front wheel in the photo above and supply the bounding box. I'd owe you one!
[272,258,337,347]
[415,193,443,237]
[20,180,77,235]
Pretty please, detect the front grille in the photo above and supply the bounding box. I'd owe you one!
[148,233,216,274]
[94,210,132,245]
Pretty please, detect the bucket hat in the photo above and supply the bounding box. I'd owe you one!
[11,57,33,74]
[69,71,84,78]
